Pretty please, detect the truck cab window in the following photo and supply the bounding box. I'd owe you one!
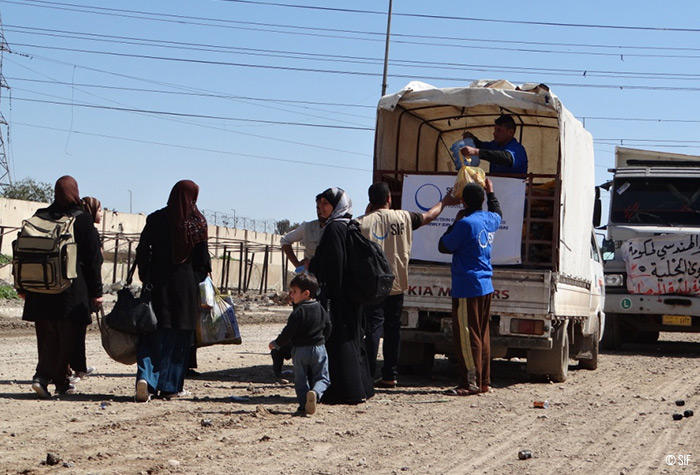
[609,178,700,226]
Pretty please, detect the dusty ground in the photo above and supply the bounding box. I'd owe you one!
[0,296,698,475]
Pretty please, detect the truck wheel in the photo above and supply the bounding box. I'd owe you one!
[527,322,569,383]
[578,320,599,370]
[601,313,622,350]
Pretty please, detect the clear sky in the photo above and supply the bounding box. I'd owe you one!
[2,0,699,230]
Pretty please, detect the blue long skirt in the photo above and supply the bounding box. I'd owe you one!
[136,328,192,395]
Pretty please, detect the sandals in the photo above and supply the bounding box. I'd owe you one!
[445,386,480,396]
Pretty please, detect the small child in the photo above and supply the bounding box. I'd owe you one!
[269,274,331,415]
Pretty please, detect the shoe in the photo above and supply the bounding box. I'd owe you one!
[481,385,491,393]
[32,381,51,399]
[69,375,81,384]
[305,390,317,415]
[74,366,96,379]
[445,386,480,396]
[186,369,201,377]
[56,384,77,395]
[374,379,397,389]
[163,390,191,400]
[135,379,150,403]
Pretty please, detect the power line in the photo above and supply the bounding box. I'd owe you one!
[10,96,374,130]
[8,21,700,61]
[8,25,700,79]
[6,76,374,109]
[220,0,700,33]
[12,97,700,147]
[11,45,700,93]
[10,77,700,126]
[12,121,373,172]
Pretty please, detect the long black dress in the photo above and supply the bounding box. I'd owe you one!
[22,203,103,391]
[310,220,374,404]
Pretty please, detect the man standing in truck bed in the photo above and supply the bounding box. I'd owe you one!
[439,179,502,395]
[461,114,528,174]
[358,182,459,388]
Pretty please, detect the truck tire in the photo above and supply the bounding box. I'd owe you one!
[578,319,599,370]
[527,321,569,383]
[601,313,622,350]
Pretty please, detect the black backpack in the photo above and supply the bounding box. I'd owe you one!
[344,220,395,305]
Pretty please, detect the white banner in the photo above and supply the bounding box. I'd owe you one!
[622,234,700,295]
[402,174,525,265]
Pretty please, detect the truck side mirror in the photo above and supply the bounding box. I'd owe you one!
[593,186,602,228]
[601,238,615,260]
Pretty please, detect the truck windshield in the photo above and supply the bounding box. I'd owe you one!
[609,177,700,225]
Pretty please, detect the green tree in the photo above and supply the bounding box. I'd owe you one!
[275,219,301,235]
[1,178,54,203]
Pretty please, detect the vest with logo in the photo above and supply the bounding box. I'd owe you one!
[358,209,416,295]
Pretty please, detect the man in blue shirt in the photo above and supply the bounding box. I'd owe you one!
[460,114,528,174]
[438,179,502,395]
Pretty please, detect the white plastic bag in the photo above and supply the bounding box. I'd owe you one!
[198,276,215,309]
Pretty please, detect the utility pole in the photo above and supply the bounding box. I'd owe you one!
[381,0,393,97]
[0,18,12,191]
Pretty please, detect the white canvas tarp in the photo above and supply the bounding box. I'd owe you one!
[375,80,597,281]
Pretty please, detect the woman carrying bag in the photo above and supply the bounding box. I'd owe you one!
[134,180,211,402]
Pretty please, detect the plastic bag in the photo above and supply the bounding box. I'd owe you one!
[195,290,242,347]
[449,138,480,169]
[198,276,215,309]
[451,165,486,198]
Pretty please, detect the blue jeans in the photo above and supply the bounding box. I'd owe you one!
[137,328,192,395]
[364,293,404,381]
[292,344,330,408]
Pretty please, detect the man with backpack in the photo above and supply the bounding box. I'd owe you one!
[358,182,458,388]
[15,176,103,399]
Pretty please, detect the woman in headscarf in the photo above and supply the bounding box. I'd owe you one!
[23,176,104,399]
[309,187,374,404]
[66,196,104,384]
[134,180,211,402]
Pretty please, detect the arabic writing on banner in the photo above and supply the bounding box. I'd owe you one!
[621,234,700,295]
[402,174,525,265]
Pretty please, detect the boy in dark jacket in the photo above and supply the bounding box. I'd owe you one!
[269,274,331,415]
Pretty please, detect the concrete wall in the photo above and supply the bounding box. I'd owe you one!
[1,197,297,293]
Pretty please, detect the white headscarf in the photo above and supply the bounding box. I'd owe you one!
[319,187,353,224]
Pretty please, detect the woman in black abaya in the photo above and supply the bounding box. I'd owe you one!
[309,187,374,404]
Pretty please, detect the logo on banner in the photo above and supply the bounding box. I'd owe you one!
[414,183,443,212]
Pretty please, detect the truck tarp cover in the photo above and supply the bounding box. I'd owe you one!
[375,80,596,280]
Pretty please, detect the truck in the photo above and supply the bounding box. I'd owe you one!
[373,80,605,382]
[601,146,700,349]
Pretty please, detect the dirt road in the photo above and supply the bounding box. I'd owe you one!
[0,300,698,474]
